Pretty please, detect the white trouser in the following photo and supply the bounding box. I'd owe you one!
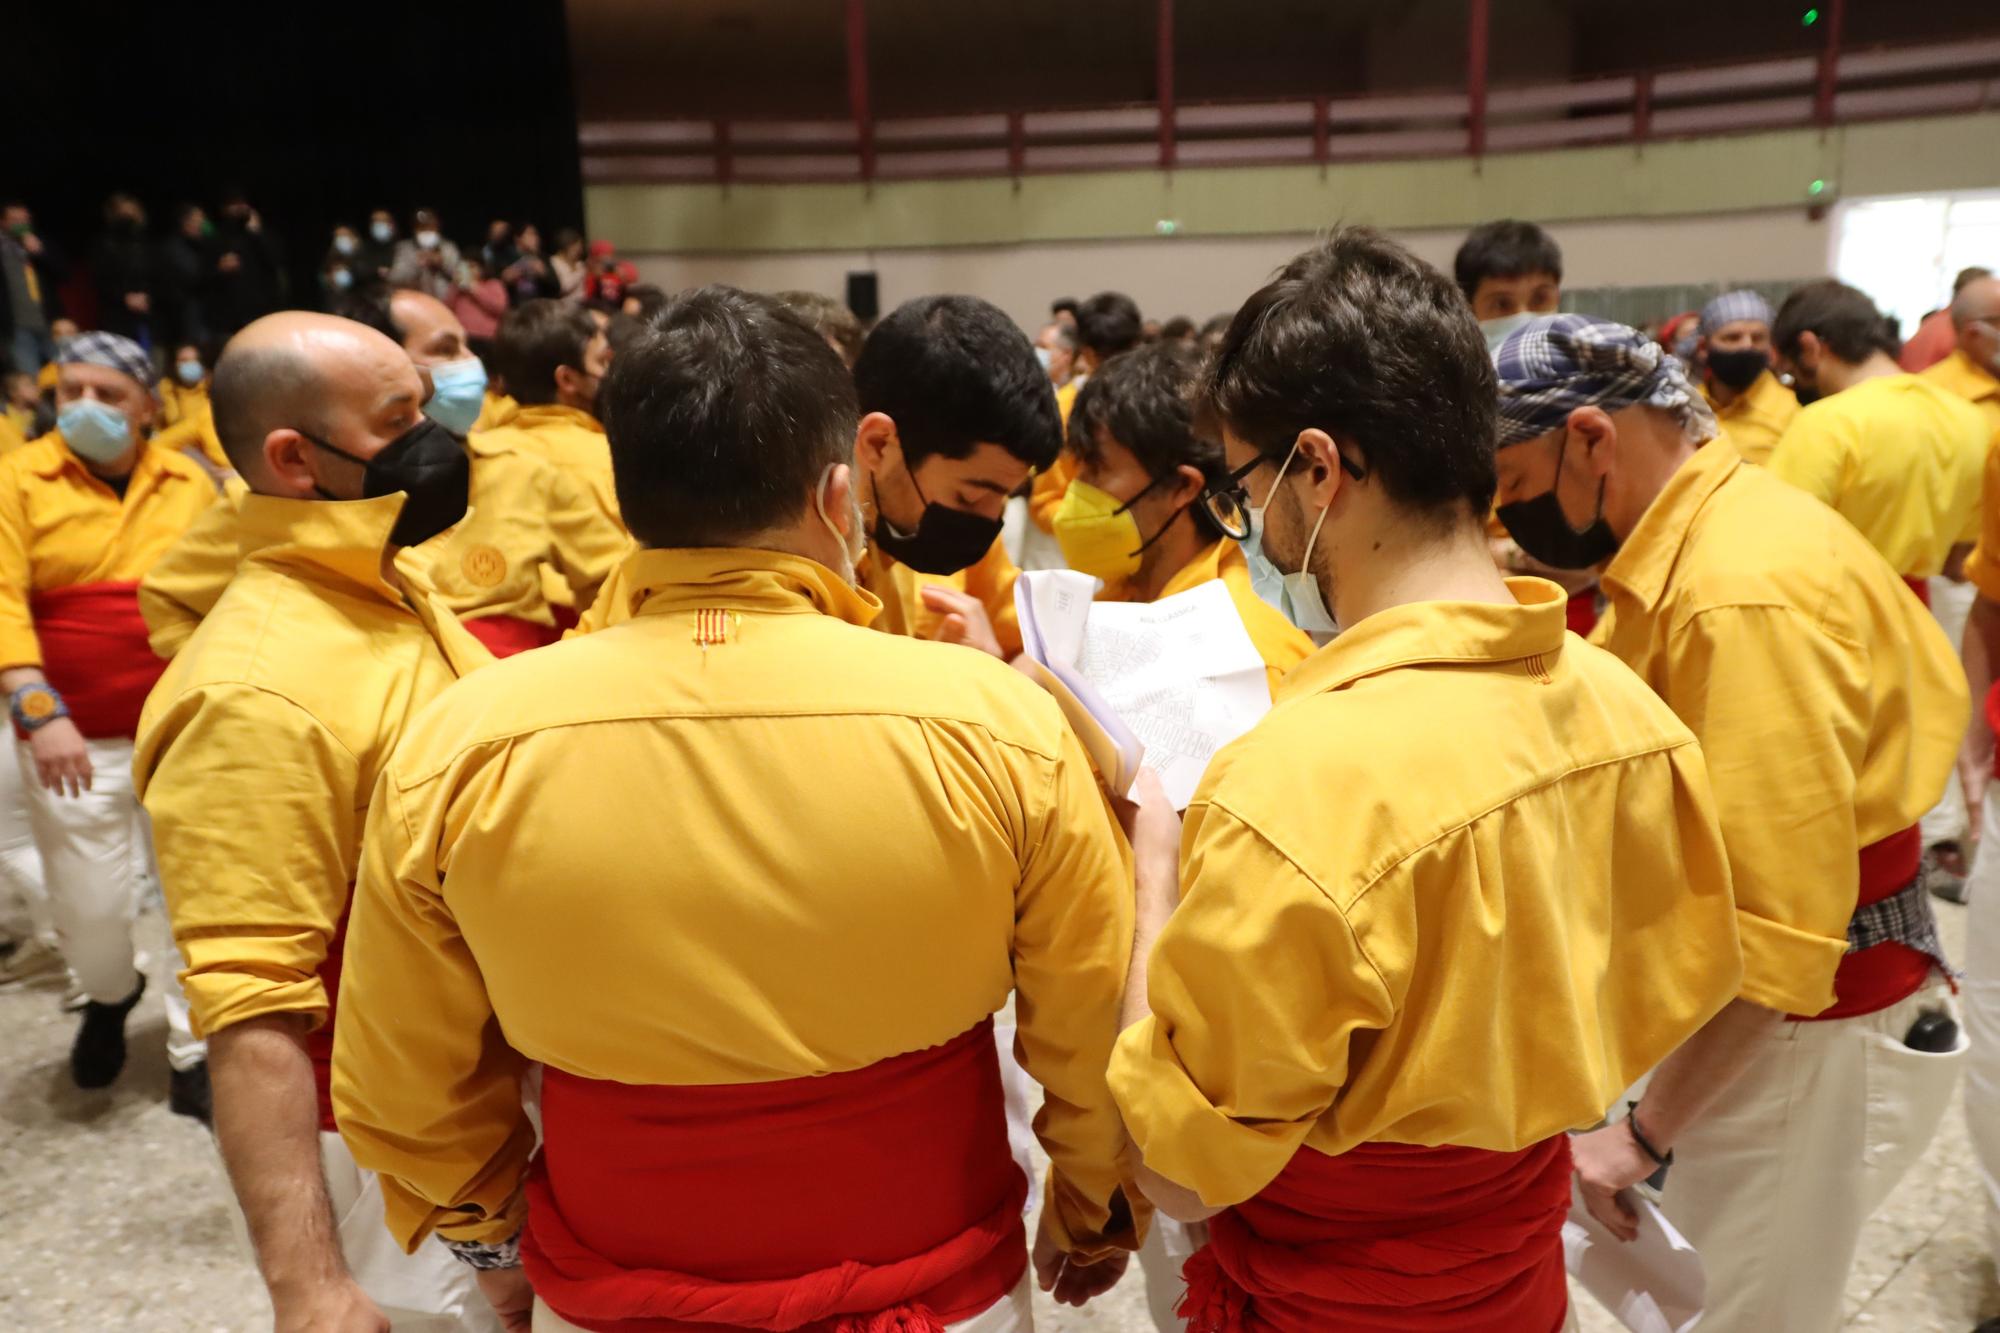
[1658,980,1966,1332]
[992,1006,1039,1197]
[16,735,203,1069]
[1139,1216,1201,1329]
[534,1273,1032,1332]
[1922,576,1977,845]
[1964,787,2000,1256]
[0,731,50,943]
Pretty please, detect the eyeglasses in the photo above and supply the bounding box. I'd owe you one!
[1199,447,1366,542]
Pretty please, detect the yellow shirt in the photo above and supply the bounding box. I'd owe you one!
[1596,439,1967,1015]
[1702,369,1799,466]
[1108,578,1740,1208]
[0,433,214,669]
[1766,372,1987,575]
[333,547,1139,1256]
[137,436,629,659]
[473,402,618,522]
[1924,348,2000,441]
[0,412,26,455]
[415,433,630,628]
[150,400,234,479]
[132,493,491,1039]
[157,378,209,429]
[473,390,519,433]
[588,541,1014,649]
[1116,539,1313,698]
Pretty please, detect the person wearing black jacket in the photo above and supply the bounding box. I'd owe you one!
[90,194,156,345]
[208,191,286,335]
[157,204,217,349]
[1,200,65,374]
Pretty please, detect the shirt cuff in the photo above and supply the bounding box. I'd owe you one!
[181,971,328,1041]
[443,1233,521,1270]
[1106,1017,1306,1210]
[1038,1167,1144,1264]
[1733,907,1848,1016]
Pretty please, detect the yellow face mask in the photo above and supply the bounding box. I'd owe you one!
[1053,479,1148,581]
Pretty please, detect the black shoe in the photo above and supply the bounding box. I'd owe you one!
[169,1060,212,1125]
[69,973,146,1089]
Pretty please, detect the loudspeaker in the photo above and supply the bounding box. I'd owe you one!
[846,270,880,323]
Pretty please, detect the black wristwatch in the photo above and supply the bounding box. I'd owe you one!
[1625,1103,1673,1190]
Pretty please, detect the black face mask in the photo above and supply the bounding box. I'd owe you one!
[1495,432,1620,571]
[1706,347,1770,393]
[870,468,1004,575]
[303,416,471,548]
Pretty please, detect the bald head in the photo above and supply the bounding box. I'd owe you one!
[212,311,427,497]
[1951,276,2000,332]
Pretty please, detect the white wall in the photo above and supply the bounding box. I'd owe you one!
[630,207,1835,331]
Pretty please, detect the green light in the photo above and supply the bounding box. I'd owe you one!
[1809,178,1826,195]
[1802,7,1819,25]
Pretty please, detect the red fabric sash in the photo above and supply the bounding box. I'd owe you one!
[1179,1137,1573,1333]
[1800,824,1928,1022]
[307,902,351,1133]
[27,582,163,739]
[1564,588,1598,637]
[1986,682,2000,780]
[463,613,561,657]
[1903,576,1931,608]
[524,1018,1027,1332]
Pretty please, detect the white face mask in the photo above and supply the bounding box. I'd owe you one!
[1480,311,1537,360]
[1241,438,1339,636]
[369,220,394,244]
[814,463,867,586]
[416,229,441,250]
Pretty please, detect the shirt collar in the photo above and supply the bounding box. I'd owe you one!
[1276,576,1570,703]
[35,432,167,479]
[1930,349,2000,403]
[235,491,411,605]
[1600,436,1744,613]
[622,547,883,629]
[1156,540,1230,600]
[509,403,604,434]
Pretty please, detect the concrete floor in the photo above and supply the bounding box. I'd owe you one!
[1,905,1994,1331]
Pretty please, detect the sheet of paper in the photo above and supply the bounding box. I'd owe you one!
[1563,1181,1705,1333]
[1017,571,1272,809]
[1012,658,1144,795]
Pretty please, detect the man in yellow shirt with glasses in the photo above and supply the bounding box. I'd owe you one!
[1107,231,1741,1333]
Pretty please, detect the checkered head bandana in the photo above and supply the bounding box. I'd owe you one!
[1698,289,1775,338]
[1493,314,1716,449]
[58,331,156,395]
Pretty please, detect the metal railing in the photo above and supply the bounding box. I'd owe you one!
[578,35,2000,187]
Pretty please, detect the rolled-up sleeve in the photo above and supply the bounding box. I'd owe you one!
[1664,604,1859,1015]
[1108,802,1394,1209]
[134,684,357,1035]
[1011,725,1141,1261]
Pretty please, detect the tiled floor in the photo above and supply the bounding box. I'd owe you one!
[0,906,1993,1331]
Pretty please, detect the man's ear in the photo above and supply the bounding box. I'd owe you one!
[1292,428,1352,510]
[1565,405,1618,479]
[854,412,899,472]
[1166,463,1206,511]
[262,427,319,495]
